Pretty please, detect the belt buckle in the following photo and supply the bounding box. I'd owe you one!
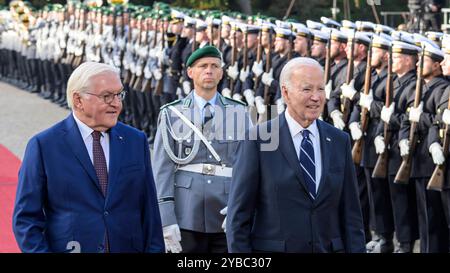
[202,164,216,175]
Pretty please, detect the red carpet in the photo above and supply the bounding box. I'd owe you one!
[0,144,21,252]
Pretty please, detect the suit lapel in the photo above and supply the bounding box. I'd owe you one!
[315,120,331,202]
[278,114,310,197]
[107,126,124,199]
[63,115,102,194]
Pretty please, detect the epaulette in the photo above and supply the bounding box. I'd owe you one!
[160,99,182,110]
[221,95,247,107]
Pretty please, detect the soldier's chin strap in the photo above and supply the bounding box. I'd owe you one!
[168,105,222,163]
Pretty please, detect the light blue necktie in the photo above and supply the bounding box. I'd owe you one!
[299,130,316,198]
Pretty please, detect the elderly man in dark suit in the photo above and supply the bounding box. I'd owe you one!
[226,57,366,253]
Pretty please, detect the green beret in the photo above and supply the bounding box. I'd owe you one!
[186,46,222,67]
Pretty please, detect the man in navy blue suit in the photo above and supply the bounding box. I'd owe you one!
[13,62,164,253]
[226,57,366,253]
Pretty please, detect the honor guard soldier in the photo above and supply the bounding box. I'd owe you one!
[398,39,449,252]
[374,36,421,253]
[153,46,251,253]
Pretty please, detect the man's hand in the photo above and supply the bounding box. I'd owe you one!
[341,79,357,100]
[232,93,243,102]
[255,96,266,115]
[163,224,182,253]
[349,122,363,141]
[381,103,395,124]
[261,69,274,86]
[243,89,255,107]
[252,60,264,77]
[442,109,450,126]
[276,98,285,114]
[227,63,239,81]
[239,66,250,83]
[222,88,232,98]
[330,110,345,130]
[399,139,410,157]
[429,142,445,165]
[374,136,385,154]
[408,102,423,123]
[359,89,373,110]
[220,207,227,232]
[182,81,191,95]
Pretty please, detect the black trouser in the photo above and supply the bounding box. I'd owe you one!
[388,174,419,244]
[441,189,450,252]
[414,178,449,253]
[180,229,227,253]
[356,165,371,243]
[364,167,394,236]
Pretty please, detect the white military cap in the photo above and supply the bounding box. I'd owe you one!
[274,27,294,39]
[330,28,348,43]
[261,22,276,32]
[170,10,185,21]
[371,33,392,50]
[413,33,437,48]
[239,23,261,34]
[341,20,356,30]
[392,40,421,55]
[422,40,444,61]
[311,29,329,43]
[221,15,231,26]
[206,16,221,27]
[320,16,341,29]
[425,31,444,44]
[183,16,196,28]
[306,20,326,30]
[356,21,375,32]
[391,31,415,45]
[292,23,310,37]
[375,24,394,35]
[196,19,207,31]
[275,19,292,30]
[352,31,371,46]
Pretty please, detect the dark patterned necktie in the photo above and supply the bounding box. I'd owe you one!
[203,102,214,125]
[92,131,108,196]
[92,131,110,252]
[299,130,317,199]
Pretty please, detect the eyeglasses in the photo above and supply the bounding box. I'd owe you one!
[83,90,126,104]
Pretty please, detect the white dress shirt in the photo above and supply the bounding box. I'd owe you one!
[285,110,322,191]
[73,113,110,171]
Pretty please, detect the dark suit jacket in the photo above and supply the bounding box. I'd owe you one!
[13,115,164,253]
[227,113,366,253]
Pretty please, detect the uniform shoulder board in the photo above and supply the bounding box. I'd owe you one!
[221,96,248,107]
[160,99,182,110]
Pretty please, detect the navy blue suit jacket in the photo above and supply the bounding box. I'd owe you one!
[13,115,164,253]
[227,113,366,253]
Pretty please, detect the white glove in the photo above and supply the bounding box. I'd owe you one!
[243,89,255,107]
[163,224,182,253]
[149,48,157,58]
[222,88,232,98]
[359,89,373,110]
[220,207,227,232]
[239,66,250,83]
[399,139,410,157]
[261,69,274,86]
[429,142,445,165]
[227,63,239,81]
[276,98,285,114]
[182,81,191,95]
[252,60,264,77]
[374,136,385,154]
[341,79,357,100]
[153,69,162,81]
[176,87,182,97]
[381,103,395,124]
[232,93,243,102]
[408,102,423,123]
[349,122,363,141]
[443,109,450,126]
[255,96,266,114]
[325,80,332,100]
[330,110,346,130]
[144,66,152,79]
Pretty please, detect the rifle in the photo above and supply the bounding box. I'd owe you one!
[341,31,355,124]
[132,18,144,91]
[243,26,248,74]
[263,30,273,106]
[322,32,332,121]
[352,38,373,164]
[141,19,153,93]
[253,29,263,90]
[229,27,237,93]
[155,18,165,96]
[394,47,425,184]
[287,26,294,60]
[427,94,450,191]
[122,15,133,85]
[372,48,393,179]
[192,22,197,52]
[218,22,222,49]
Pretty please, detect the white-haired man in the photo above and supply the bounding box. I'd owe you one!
[13,62,164,253]
[226,57,366,253]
